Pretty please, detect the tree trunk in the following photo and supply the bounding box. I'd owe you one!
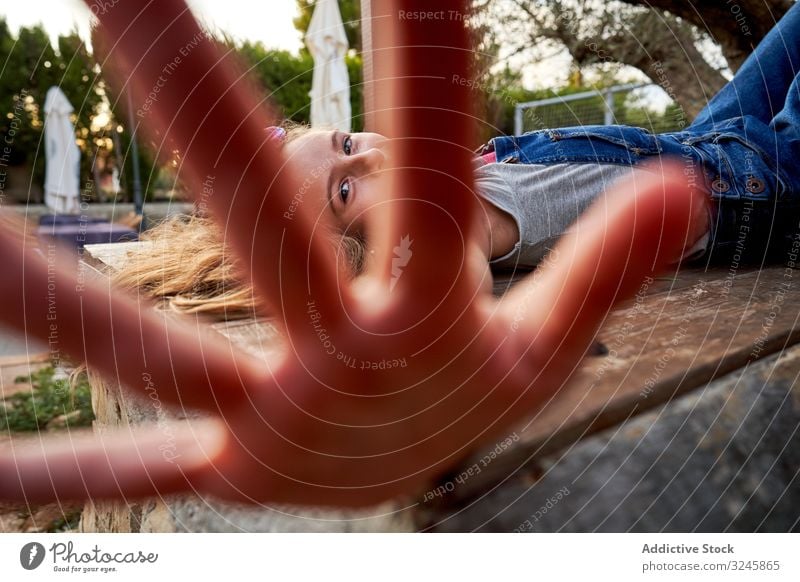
[601,11,728,120]
[617,0,792,71]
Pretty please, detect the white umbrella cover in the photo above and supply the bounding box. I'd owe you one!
[43,86,81,213]
[305,0,351,131]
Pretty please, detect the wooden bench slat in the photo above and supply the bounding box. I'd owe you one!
[445,267,800,499]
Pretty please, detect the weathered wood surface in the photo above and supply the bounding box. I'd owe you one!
[442,267,800,502]
[79,241,152,275]
[419,344,800,532]
[78,242,800,531]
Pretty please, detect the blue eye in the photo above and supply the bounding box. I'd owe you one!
[339,179,351,204]
[343,135,353,155]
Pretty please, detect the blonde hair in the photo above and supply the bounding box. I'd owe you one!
[114,122,367,320]
[113,214,366,320]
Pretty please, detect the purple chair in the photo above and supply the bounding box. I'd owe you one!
[38,214,107,227]
[38,221,138,251]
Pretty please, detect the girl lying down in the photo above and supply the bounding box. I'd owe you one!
[281,0,799,275]
[121,2,800,318]
[0,0,794,507]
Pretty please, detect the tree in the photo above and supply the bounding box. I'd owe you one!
[0,21,106,203]
[491,0,792,120]
[230,40,365,132]
[617,0,794,70]
[89,26,157,202]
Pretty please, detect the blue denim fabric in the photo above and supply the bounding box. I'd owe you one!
[490,122,786,202]
[485,2,800,262]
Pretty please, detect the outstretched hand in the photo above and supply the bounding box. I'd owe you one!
[0,0,707,507]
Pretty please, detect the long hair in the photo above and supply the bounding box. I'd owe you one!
[113,214,366,320]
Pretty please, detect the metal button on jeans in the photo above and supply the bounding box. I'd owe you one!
[746,176,766,194]
[711,177,730,193]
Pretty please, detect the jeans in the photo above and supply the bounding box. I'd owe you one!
[688,1,800,261]
[692,2,800,132]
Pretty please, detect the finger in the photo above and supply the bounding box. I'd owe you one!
[368,1,479,314]
[500,160,709,359]
[0,420,226,503]
[0,218,261,413]
[90,0,350,331]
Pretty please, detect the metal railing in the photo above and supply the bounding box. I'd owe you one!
[514,82,683,135]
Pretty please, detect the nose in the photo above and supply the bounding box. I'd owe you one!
[351,146,386,174]
[371,134,389,151]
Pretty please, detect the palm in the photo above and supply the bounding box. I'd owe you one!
[0,0,705,506]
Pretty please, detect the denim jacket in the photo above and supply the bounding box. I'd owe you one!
[487,116,788,201]
[481,116,794,261]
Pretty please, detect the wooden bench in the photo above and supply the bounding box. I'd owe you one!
[77,242,800,532]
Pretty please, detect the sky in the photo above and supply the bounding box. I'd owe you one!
[0,0,304,53]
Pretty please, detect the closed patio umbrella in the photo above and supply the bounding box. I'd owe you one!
[305,0,351,131]
[43,86,80,214]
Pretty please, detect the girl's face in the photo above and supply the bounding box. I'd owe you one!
[284,130,389,233]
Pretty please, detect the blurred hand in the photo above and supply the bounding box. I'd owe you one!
[0,0,707,507]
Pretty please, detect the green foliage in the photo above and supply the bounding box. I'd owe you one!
[89,27,158,202]
[0,18,160,204]
[294,0,361,52]
[234,41,364,132]
[1,367,94,432]
[620,100,687,133]
[236,43,314,122]
[0,13,370,208]
[0,21,106,201]
[478,64,551,139]
[346,55,364,132]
